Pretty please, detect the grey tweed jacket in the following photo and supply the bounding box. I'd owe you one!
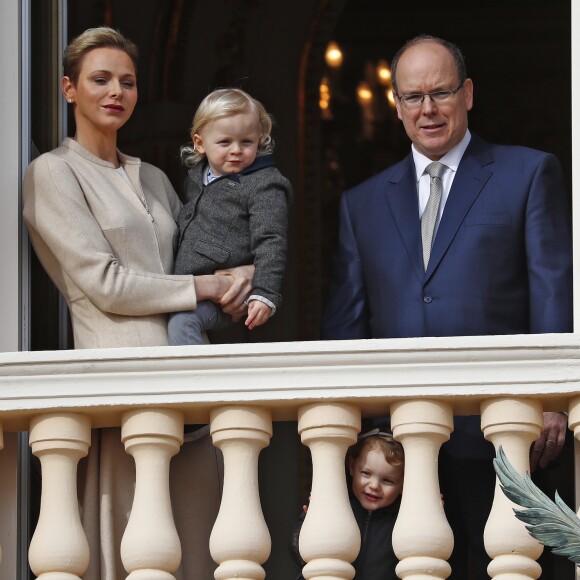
[173,155,292,308]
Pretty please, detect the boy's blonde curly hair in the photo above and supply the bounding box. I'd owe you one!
[181,88,275,167]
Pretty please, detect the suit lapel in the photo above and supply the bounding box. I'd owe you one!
[383,154,425,282]
[425,136,494,279]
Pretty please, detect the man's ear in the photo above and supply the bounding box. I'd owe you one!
[395,98,403,121]
[463,78,474,112]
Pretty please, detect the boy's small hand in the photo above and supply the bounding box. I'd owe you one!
[245,300,271,329]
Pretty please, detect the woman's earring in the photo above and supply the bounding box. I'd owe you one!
[67,99,73,103]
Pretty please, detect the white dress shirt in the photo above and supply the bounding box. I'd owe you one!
[413,130,472,237]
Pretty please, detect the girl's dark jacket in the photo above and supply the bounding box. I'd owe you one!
[173,155,292,308]
[289,493,400,580]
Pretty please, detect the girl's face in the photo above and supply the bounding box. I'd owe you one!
[63,47,137,136]
[193,111,261,176]
[349,447,403,511]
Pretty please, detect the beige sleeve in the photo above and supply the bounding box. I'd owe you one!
[23,155,197,316]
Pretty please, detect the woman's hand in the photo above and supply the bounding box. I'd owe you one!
[215,265,255,321]
[193,274,235,304]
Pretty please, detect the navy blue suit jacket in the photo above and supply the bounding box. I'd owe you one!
[322,134,573,341]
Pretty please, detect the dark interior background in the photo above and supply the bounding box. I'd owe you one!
[63,0,572,348]
[30,0,572,349]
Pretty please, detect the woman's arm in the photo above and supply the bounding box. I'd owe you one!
[194,274,235,303]
[23,153,197,316]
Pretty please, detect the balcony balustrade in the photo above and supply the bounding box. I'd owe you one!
[0,333,578,579]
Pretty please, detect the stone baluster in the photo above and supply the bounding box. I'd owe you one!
[390,399,454,580]
[209,405,272,580]
[567,396,580,522]
[121,408,184,580]
[28,412,91,580]
[297,402,360,580]
[481,398,544,580]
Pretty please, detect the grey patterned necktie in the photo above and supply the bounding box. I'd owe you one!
[421,161,447,271]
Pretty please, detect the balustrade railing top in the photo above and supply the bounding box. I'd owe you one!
[0,333,577,430]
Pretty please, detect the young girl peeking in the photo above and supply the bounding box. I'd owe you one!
[168,88,292,345]
[290,429,404,580]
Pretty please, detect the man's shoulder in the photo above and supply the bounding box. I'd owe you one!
[344,156,412,199]
[467,134,556,165]
[489,143,552,159]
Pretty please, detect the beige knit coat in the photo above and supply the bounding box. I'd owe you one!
[23,137,197,348]
[23,138,221,580]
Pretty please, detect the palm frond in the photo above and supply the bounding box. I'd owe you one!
[493,446,580,565]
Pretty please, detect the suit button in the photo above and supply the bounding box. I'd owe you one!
[423,295,433,303]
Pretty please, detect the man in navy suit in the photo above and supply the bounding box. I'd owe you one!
[322,35,572,579]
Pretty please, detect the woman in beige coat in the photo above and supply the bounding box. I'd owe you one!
[23,27,251,579]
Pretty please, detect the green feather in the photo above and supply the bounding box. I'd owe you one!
[493,446,580,565]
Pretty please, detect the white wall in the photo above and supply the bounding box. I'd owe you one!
[0,0,23,353]
[0,1,23,577]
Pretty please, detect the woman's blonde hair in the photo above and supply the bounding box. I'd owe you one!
[63,27,139,85]
[181,88,275,167]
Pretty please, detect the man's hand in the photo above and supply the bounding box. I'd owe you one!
[530,412,567,471]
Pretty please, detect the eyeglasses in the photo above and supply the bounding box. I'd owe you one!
[396,81,464,109]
